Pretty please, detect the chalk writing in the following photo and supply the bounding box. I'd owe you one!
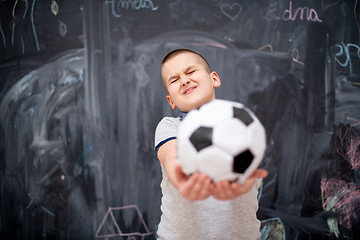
[284,1,322,22]
[96,205,152,239]
[264,0,322,22]
[220,3,242,20]
[334,42,360,74]
[290,48,304,71]
[263,0,281,21]
[258,44,274,52]
[104,0,159,18]
[291,48,303,64]
[1,0,40,51]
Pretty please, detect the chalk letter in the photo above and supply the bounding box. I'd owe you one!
[282,1,292,21]
[292,7,308,21]
[308,8,322,22]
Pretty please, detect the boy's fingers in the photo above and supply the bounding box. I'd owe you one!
[250,169,268,179]
[175,164,188,183]
[190,174,211,198]
[182,173,213,201]
[214,181,234,200]
[198,175,213,198]
[231,178,254,195]
[180,172,198,195]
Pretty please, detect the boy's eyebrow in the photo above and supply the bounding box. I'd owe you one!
[167,66,197,82]
[167,75,178,83]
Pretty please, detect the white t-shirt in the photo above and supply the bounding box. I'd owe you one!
[154,117,261,240]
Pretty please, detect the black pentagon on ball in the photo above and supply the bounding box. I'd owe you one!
[190,126,213,152]
[233,106,253,126]
[233,149,254,173]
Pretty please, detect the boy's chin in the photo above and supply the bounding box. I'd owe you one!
[179,103,204,113]
[178,97,215,112]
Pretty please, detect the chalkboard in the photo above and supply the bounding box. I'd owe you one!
[1,0,360,239]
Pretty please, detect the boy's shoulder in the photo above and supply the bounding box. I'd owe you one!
[154,116,181,149]
[157,116,181,126]
[155,116,181,134]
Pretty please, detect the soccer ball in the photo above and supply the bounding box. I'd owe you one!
[177,99,266,183]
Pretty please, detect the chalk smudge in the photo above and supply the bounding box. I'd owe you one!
[321,178,360,229]
[335,123,360,170]
[261,217,286,240]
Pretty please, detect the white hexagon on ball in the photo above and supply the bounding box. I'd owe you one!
[213,118,249,156]
[197,146,235,182]
[198,99,234,126]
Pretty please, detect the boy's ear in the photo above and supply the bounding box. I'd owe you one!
[211,71,221,88]
[166,95,176,110]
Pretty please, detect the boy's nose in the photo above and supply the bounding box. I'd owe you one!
[180,76,190,86]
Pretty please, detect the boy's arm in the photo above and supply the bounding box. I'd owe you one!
[157,139,214,201]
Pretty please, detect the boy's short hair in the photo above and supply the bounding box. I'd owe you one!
[161,49,212,93]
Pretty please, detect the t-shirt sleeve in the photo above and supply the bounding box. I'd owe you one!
[154,117,179,156]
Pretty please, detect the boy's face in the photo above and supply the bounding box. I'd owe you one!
[161,52,221,112]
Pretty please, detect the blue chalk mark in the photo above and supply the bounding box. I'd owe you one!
[40,206,55,217]
[23,0,29,19]
[31,0,40,51]
[334,42,360,74]
[0,18,5,48]
[77,145,93,162]
[26,193,34,208]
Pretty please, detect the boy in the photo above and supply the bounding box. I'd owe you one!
[154,49,268,239]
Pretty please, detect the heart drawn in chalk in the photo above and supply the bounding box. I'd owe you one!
[220,3,242,20]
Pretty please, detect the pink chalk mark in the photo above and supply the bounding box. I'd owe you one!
[336,125,360,170]
[282,1,322,22]
[96,205,152,239]
[321,178,360,229]
[347,137,360,169]
[220,3,242,20]
[193,42,228,49]
[321,0,342,10]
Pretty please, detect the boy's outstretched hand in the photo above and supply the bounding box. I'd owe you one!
[212,169,268,201]
[175,164,214,201]
[175,163,267,202]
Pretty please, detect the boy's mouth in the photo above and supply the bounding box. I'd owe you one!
[183,86,197,95]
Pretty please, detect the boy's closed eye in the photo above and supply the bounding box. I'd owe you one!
[170,78,179,84]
